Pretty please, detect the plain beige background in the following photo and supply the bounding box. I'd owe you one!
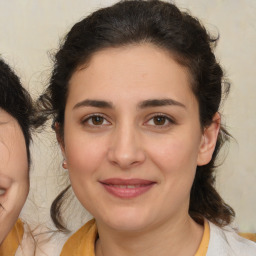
[0,0,255,236]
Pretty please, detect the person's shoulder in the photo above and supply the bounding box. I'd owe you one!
[207,221,256,256]
[0,219,24,256]
[16,220,69,256]
[60,218,97,256]
[66,218,96,244]
[15,221,35,256]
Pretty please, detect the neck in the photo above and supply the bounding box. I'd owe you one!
[95,214,204,256]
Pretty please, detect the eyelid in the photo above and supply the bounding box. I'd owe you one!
[0,176,12,189]
[0,188,6,196]
[144,113,176,127]
[81,113,112,126]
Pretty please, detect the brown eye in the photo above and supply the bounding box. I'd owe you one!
[82,114,111,127]
[91,116,104,125]
[145,114,175,128]
[153,116,167,125]
[0,189,6,196]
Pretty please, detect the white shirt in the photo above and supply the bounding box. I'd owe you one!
[207,222,256,256]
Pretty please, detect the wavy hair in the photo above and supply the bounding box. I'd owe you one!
[37,0,234,231]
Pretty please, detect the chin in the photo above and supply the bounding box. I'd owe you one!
[97,206,153,232]
[108,219,149,232]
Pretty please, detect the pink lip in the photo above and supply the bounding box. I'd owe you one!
[100,178,156,199]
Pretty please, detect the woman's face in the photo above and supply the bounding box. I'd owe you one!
[0,110,29,243]
[62,44,218,231]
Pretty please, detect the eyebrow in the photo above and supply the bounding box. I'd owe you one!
[73,99,113,110]
[138,99,186,109]
[73,98,185,110]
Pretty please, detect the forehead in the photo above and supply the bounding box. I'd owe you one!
[0,109,23,141]
[0,108,27,163]
[67,44,196,108]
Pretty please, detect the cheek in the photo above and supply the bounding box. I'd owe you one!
[0,143,10,168]
[147,133,201,181]
[64,134,108,180]
[146,134,201,211]
[63,134,110,212]
[12,147,29,185]
[0,138,28,181]
[13,145,29,180]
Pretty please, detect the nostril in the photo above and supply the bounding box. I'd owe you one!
[107,132,146,169]
[107,148,146,170]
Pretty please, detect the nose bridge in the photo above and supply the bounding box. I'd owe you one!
[107,119,145,169]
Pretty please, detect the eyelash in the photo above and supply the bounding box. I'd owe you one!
[81,113,175,128]
[145,113,175,128]
[81,114,111,127]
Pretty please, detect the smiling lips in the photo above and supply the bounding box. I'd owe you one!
[100,178,156,199]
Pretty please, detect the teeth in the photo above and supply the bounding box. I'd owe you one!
[111,185,141,188]
[0,189,6,196]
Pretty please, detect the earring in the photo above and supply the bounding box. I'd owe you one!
[62,159,68,169]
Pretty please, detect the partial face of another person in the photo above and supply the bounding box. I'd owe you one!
[0,110,29,244]
[61,44,219,232]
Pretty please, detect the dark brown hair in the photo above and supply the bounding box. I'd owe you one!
[0,58,34,164]
[37,0,234,231]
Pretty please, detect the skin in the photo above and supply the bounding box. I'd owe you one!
[60,44,220,256]
[0,109,29,244]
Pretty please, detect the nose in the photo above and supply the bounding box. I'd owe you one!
[107,124,146,170]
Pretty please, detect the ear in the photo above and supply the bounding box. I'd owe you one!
[197,112,221,166]
[54,122,66,159]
